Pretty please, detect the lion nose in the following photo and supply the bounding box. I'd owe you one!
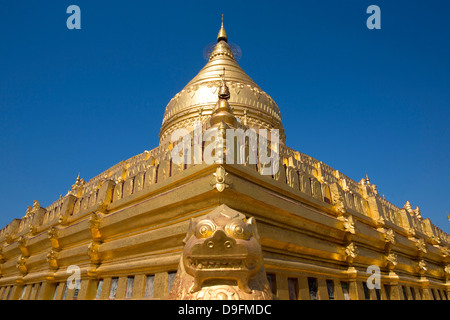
[206,230,235,249]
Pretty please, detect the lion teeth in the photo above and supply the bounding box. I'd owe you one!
[189,259,244,269]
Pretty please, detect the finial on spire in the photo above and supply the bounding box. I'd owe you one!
[217,14,228,42]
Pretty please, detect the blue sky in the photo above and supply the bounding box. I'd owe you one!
[0,0,449,233]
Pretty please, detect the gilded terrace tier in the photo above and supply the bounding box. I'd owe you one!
[0,137,449,300]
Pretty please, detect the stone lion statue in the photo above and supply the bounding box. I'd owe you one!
[167,204,274,300]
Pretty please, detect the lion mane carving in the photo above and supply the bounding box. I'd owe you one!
[167,205,274,300]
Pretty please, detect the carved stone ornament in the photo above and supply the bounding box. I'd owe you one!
[376,216,385,228]
[89,213,102,241]
[46,250,58,270]
[444,264,450,275]
[429,235,441,245]
[407,228,416,238]
[383,229,396,253]
[418,260,427,275]
[345,243,359,265]
[386,253,398,271]
[343,217,355,235]
[441,246,450,259]
[404,200,413,213]
[17,255,27,275]
[329,182,346,216]
[18,235,27,247]
[167,204,273,300]
[333,194,346,215]
[385,229,396,244]
[211,166,229,192]
[416,239,427,255]
[340,178,350,192]
[345,243,359,258]
[343,216,355,243]
[96,201,109,214]
[18,236,29,257]
[58,215,66,225]
[33,200,41,211]
[48,227,60,251]
[29,225,38,235]
[25,206,33,218]
[88,242,101,263]
[67,173,86,197]
[413,206,422,220]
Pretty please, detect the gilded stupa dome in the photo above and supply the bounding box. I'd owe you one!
[159,19,285,145]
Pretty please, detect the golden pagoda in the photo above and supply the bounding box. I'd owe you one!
[0,19,449,301]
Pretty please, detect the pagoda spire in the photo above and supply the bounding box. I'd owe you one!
[217,14,228,42]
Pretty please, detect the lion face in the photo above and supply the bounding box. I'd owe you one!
[182,207,262,293]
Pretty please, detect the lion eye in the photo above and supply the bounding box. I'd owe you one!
[226,221,250,240]
[195,220,215,238]
[235,226,243,235]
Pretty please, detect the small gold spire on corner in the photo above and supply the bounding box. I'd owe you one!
[365,171,370,186]
[217,14,228,42]
[209,67,238,128]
